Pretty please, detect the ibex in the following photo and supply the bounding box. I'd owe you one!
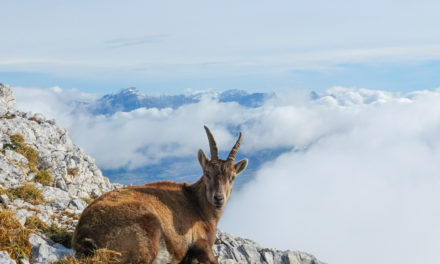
[72,126,248,263]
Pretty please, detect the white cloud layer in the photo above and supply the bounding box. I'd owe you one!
[13,85,440,264]
[221,88,440,264]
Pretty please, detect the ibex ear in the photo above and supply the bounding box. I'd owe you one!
[234,159,248,175]
[198,149,209,169]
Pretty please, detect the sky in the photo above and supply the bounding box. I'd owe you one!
[2,0,440,94]
[4,1,440,264]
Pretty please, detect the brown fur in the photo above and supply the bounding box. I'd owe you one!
[72,127,248,264]
[179,239,218,264]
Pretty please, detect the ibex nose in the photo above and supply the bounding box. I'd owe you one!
[214,195,224,204]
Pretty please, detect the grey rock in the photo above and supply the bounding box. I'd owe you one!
[0,83,16,108]
[27,172,36,181]
[19,258,30,264]
[15,208,33,226]
[0,194,10,206]
[0,132,9,149]
[5,149,28,165]
[91,188,102,197]
[0,251,16,264]
[1,87,117,197]
[32,113,46,124]
[69,198,88,211]
[12,198,25,207]
[30,233,73,264]
[23,112,33,119]
[214,230,325,264]
[37,156,52,170]
[0,84,119,226]
[56,177,68,191]
[240,243,264,263]
[0,153,26,186]
[42,186,71,209]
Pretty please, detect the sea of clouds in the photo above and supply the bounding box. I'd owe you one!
[13,85,440,264]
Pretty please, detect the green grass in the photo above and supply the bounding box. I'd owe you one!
[80,197,94,205]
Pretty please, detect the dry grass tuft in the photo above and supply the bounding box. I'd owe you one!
[67,168,79,177]
[25,214,48,231]
[18,145,39,173]
[63,210,75,218]
[0,210,32,260]
[4,134,39,173]
[54,249,121,264]
[34,170,53,186]
[6,183,44,205]
[3,134,23,150]
[9,134,25,146]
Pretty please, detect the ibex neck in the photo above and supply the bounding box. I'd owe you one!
[187,178,222,225]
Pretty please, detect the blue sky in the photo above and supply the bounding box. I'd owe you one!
[2,0,440,94]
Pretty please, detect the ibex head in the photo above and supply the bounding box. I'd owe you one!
[198,126,248,211]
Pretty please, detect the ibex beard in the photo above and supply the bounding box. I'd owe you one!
[72,126,248,264]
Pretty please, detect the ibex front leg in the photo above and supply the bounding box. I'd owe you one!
[179,239,219,264]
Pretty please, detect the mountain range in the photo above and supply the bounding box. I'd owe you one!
[86,87,272,115]
[79,87,280,187]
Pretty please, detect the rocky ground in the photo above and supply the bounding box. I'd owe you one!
[0,83,324,264]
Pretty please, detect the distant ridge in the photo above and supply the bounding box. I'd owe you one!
[87,87,272,115]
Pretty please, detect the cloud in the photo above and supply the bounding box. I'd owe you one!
[12,87,356,170]
[105,35,167,49]
[14,87,253,169]
[13,86,97,128]
[12,85,440,264]
[13,85,433,169]
[220,88,440,264]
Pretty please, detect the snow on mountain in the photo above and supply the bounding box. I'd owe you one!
[87,87,272,115]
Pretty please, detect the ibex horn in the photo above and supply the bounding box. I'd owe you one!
[204,126,219,160]
[227,132,242,162]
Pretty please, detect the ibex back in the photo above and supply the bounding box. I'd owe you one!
[72,126,248,264]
